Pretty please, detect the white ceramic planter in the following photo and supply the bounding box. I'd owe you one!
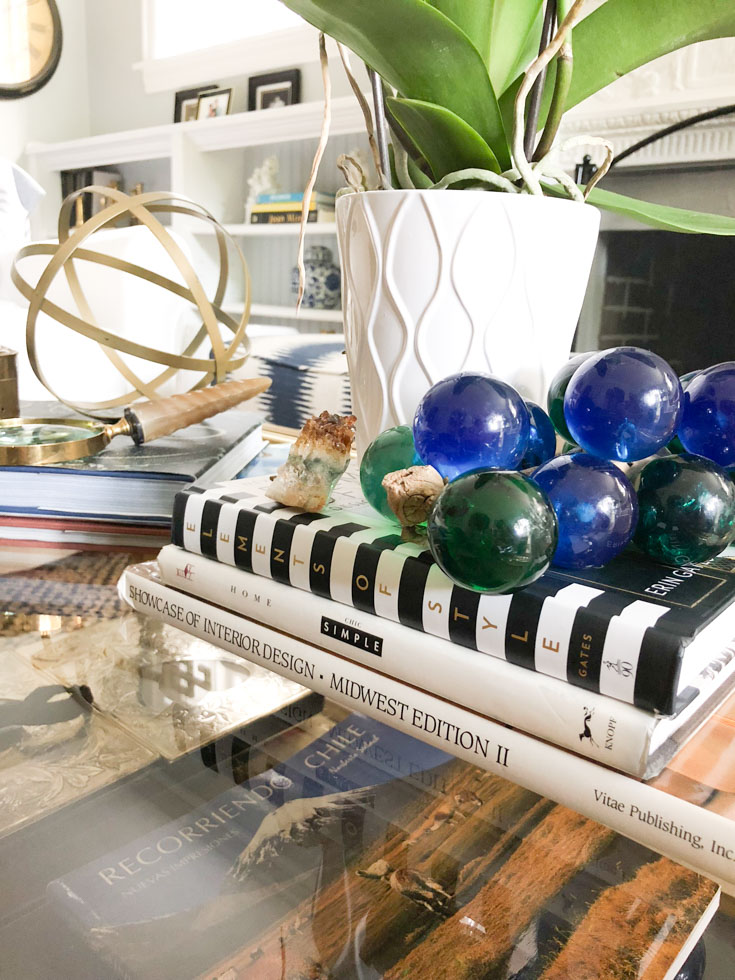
[335,189,600,459]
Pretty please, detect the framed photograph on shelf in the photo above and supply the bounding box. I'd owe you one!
[196,87,233,120]
[248,69,301,111]
[173,84,219,123]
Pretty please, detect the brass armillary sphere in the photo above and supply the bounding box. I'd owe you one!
[11,185,252,418]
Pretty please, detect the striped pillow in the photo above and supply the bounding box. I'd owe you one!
[236,333,352,430]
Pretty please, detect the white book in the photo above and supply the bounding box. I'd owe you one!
[121,560,735,896]
[156,544,735,779]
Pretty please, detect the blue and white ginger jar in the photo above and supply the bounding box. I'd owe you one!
[291,245,341,310]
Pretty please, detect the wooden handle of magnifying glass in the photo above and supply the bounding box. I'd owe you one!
[123,377,272,445]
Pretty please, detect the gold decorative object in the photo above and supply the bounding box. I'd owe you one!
[0,376,271,466]
[11,186,252,417]
[0,348,19,419]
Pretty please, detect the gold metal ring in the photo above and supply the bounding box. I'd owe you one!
[11,187,252,419]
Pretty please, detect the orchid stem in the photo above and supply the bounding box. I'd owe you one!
[533,0,573,161]
[368,68,391,188]
[513,0,589,196]
[523,0,557,161]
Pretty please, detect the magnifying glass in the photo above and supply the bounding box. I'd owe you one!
[0,377,270,466]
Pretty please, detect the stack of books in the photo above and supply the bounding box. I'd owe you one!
[0,401,265,552]
[121,465,735,895]
[248,190,336,224]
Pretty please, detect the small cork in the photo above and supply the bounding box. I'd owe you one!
[381,465,446,528]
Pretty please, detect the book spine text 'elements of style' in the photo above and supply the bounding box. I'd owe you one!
[172,485,735,714]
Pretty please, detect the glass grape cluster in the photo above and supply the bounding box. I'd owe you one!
[360,348,735,595]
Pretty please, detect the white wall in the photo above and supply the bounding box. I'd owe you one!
[0,0,91,166]
[85,0,170,134]
[84,1,366,135]
[1,0,364,167]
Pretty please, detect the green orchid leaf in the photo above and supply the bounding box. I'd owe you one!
[406,155,434,189]
[426,1,493,66]
[387,136,433,189]
[497,6,544,99]
[278,0,509,166]
[426,0,542,93]
[500,0,735,138]
[563,0,735,112]
[545,183,735,235]
[489,0,543,96]
[387,97,500,181]
[498,75,522,153]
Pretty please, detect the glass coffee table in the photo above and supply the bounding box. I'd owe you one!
[1,545,734,979]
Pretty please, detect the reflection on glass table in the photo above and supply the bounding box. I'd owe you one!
[0,547,734,979]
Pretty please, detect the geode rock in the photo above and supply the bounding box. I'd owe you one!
[266,410,356,512]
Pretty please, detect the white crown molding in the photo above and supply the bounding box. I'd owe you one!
[558,99,735,171]
[555,39,735,171]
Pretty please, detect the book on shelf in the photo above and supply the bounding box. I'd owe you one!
[48,695,718,980]
[249,208,336,224]
[59,167,121,222]
[155,543,735,779]
[121,560,735,895]
[0,401,265,526]
[170,469,735,714]
[250,201,335,214]
[255,190,336,206]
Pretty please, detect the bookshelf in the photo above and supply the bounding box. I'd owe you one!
[250,303,342,324]
[195,222,337,238]
[25,96,364,333]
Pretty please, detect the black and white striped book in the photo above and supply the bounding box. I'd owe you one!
[156,543,735,779]
[171,470,735,715]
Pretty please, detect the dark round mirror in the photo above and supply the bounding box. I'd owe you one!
[0,0,62,99]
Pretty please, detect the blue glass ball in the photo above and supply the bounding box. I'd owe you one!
[520,401,557,468]
[564,347,682,462]
[679,362,735,467]
[532,453,638,568]
[413,372,530,481]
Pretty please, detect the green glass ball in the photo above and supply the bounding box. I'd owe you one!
[634,454,735,566]
[360,425,420,520]
[427,470,558,594]
[546,352,593,442]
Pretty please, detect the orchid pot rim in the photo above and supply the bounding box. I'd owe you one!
[335,187,601,218]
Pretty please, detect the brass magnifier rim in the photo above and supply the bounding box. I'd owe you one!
[0,417,131,466]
